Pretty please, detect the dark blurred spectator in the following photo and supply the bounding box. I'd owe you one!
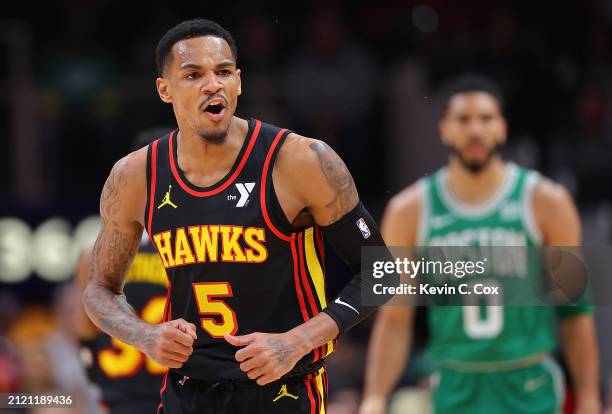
[284,5,378,186]
[37,3,122,202]
[0,339,19,393]
[236,13,287,125]
[0,293,20,393]
[9,306,56,393]
[556,83,612,203]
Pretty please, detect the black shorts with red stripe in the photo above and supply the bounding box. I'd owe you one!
[157,364,328,414]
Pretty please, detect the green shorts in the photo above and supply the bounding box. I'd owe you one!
[431,358,565,414]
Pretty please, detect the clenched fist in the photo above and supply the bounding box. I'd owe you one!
[137,318,197,368]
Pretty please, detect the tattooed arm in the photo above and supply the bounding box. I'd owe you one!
[83,149,197,368]
[226,134,391,385]
[75,247,98,340]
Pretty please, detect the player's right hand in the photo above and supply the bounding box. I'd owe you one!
[358,396,386,414]
[139,318,197,368]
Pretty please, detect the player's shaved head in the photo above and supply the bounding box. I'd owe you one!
[156,19,238,77]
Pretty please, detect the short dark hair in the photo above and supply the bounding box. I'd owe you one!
[440,74,505,114]
[156,19,238,77]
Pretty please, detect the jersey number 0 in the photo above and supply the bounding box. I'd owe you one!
[462,281,504,339]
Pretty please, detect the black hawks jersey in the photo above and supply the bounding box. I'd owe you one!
[145,118,335,381]
[89,236,168,407]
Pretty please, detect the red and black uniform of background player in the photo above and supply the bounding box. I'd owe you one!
[82,237,169,414]
[147,119,333,413]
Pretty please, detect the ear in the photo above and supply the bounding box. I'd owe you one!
[156,77,172,103]
[236,68,242,96]
[439,117,451,146]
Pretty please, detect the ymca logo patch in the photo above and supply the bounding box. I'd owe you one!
[231,182,256,207]
[356,218,371,239]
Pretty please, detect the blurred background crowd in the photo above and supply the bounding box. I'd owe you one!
[2,0,612,412]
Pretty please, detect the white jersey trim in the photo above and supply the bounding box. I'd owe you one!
[437,163,518,219]
[416,178,430,245]
[521,171,543,245]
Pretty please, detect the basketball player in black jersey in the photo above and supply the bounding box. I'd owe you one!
[83,19,392,414]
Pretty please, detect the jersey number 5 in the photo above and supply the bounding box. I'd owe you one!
[192,282,238,338]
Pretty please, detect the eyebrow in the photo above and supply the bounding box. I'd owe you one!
[179,60,236,70]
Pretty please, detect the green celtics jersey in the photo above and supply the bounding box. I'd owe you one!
[418,163,556,365]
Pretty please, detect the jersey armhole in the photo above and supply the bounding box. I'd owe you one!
[521,171,543,245]
[260,129,293,241]
[269,180,300,234]
[416,178,430,245]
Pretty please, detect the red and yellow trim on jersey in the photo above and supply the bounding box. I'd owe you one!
[291,228,336,362]
[305,366,328,414]
[258,126,336,360]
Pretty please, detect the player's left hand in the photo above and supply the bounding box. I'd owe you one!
[224,332,308,385]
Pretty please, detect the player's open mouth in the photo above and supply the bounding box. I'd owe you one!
[202,100,226,121]
[465,141,487,156]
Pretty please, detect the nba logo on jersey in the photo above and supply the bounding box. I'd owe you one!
[356,218,371,239]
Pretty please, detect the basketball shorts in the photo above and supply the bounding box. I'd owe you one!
[158,365,328,414]
[431,357,565,414]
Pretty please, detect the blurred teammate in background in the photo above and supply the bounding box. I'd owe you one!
[76,128,171,414]
[360,76,600,414]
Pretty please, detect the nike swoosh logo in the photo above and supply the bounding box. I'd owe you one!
[524,374,549,391]
[335,297,359,315]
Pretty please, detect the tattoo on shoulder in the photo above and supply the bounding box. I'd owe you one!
[309,141,359,223]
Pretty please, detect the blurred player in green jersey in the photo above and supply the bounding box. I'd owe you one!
[360,75,600,414]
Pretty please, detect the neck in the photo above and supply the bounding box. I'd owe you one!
[176,116,249,186]
[446,155,507,204]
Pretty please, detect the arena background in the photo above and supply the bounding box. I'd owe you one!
[1,1,612,412]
